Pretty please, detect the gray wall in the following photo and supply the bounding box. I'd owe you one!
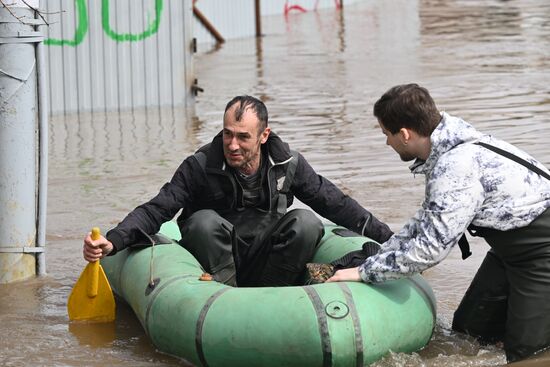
[44,0,194,114]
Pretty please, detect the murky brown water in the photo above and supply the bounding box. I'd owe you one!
[2,0,550,365]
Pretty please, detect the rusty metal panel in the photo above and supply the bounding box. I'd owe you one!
[44,0,193,114]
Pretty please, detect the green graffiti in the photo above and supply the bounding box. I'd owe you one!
[102,0,163,42]
[44,0,88,46]
[45,0,164,47]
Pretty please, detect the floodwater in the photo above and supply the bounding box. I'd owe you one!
[2,0,550,366]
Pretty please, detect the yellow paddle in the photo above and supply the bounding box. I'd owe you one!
[67,227,116,322]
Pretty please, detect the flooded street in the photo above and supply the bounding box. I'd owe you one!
[2,0,550,365]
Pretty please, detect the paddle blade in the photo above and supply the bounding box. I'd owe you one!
[68,227,115,322]
[68,261,115,322]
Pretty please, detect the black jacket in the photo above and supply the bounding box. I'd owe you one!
[106,131,392,253]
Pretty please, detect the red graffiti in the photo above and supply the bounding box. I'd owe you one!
[284,1,307,16]
[285,1,342,16]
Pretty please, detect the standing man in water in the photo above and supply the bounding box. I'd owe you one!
[328,83,550,362]
[83,95,392,288]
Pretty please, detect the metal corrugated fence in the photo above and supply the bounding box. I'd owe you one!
[43,0,355,114]
[44,0,194,114]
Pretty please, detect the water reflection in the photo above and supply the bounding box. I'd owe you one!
[46,107,203,242]
[69,321,116,348]
[49,107,199,169]
[2,0,550,366]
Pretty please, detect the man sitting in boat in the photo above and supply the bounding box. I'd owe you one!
[327,83,550,363]
[83,95,392,287]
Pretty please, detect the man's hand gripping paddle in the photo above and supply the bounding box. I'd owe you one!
[67,227,115,322]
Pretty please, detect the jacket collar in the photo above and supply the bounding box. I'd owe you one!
[410,112,483,175]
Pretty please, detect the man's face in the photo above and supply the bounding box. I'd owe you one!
[223,104,270,173]
[378,121,416,162]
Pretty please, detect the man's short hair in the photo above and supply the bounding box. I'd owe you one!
[373,84,441,137]
[225,95,268,133]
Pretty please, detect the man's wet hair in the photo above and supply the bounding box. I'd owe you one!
[373,84,441,137]
[225,95,268,133]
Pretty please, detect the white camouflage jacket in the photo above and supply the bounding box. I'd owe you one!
[359,112,550,283]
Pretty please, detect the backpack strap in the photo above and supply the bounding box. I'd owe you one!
[194,151,207,170]
[458,142,550,260]
[457,233,473,260]
[276,150,299,214]
[193,151,225,200]
[475,142,550,181]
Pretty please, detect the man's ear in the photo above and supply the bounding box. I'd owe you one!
[260,127,271,144]
[399,128,412,145]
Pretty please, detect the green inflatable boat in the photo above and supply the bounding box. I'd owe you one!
[101,222,436,367]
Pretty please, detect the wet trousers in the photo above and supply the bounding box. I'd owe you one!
[452,208,550,363]
[179,209,324,287]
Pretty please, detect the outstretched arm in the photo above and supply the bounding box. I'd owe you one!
[104,156,202,254]
[328,153,484,284]
[291,152,393,242]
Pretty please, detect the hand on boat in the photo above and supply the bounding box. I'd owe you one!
[326,267,361,282]
[199,273,213,281]
[83,231,114,262]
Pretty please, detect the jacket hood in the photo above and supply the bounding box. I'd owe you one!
[410,112,484,174]
[263,132,293,163]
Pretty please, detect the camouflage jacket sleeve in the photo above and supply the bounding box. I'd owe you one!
[358,150,483,283]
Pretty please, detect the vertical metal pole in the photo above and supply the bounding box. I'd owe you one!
[0,3,41,283]
[36,4,49,277]
[255,0,262,37]
[183,0,195,106]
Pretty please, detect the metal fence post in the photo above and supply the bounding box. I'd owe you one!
[255,0,262,37]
